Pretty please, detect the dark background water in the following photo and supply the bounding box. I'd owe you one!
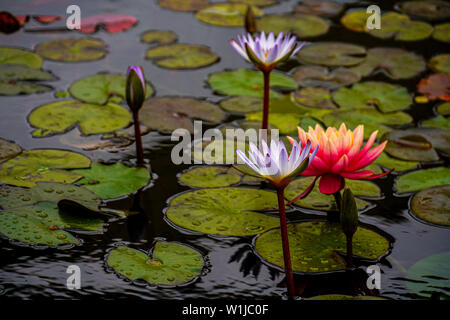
[0,0,449,299]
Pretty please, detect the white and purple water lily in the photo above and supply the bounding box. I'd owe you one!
[230,31,305,72]
[236,139,318,188]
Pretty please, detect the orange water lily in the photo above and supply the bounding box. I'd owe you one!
[288,123,392,195]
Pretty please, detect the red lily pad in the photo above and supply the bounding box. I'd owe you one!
[398,1,450,21]
[297,42,366,67]
[256,13,330,38]
[80,14,137,34]
[433,23,450,43]
[294,1,342,17]
[33,15,61,24]
[158,0,210,12]
[35,38,108,62]
[417,74,450,101]
[292,66,361,89]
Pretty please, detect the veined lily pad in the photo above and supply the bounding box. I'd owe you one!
[73,162,150,199]
[411,185,450,227]
[35,38,108,62]
[28,100,131,137]
[0,64,57,95]
[374,152,418,172]
[0,47,42,68]
[140,30,178,45]
[0,149,90,188]
[292,66,361,90]
[219,96,262,114]
[79,14,137,34]
[429,54,450,74]
[107,242,204,286]
[350,48,425,80]
[395,167,450,194]
[229,0,276,7]
[297,43,366,67]
[178,166,240,188]
[293,87,336,109]
[208,69,297,98]
[406,251,450,299]
[69,73,154,105]
[158,0,209,12]
[195,3,264,27]
[145,44,219,69]
[332,82,412,113]
[0,138,21,163]
[165,187,280,236]
[417,74,450,101]
[307,294,385,300]
[256,14,329,38]
[398,1,450,21]
[285,177,380,212]
[254,221,390,273]
[140,97,226,134]
[294,1,342,17]
[433,23,450,43]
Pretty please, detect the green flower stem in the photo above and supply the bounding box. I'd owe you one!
[132,111,144,166]
[262,70,271,132]
[333,191,342,212]
[276,186,295,298]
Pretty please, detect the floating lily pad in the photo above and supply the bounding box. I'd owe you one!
[0,138,21,163]
[166,187,280,236]
[219,96,262,114]
[254,221,390,273]
[73,162,150,199]
[107,242,204,286]
[349,48,425,80]
[0,149,90,188]
[0,47,43,68]
[69,73,154,105]
[374,152,418,172]
[417,74,450,101]
[411,185,450,227]
[341,11,433,41]
[140,97,225,134]
[292,66,360,90]
[406,251,450,299]
[297,43,366,67]
[422,115,450,130]
[79,14,137,34]
[307,294,385,300]
[158,0,209,12]
[178,166,241,188]
[140,30,178,45]
[395,167,450,194]
[429,54,450,74]
[208,69,297,98]
[195,3,264,27]
[437,102,450,116]
[398,1,450,21]
[0,64,57,95]
[145,44,219,69]
[35,38,108,62]
[229,0,276,7]
[333,82,412,113]
[256,14,329,38]
[433,23,450,43]
[192,137,251,164]
[28,100,131,137]
[293,87,336,109]
[294,1,342,17]
[285,177,380,212]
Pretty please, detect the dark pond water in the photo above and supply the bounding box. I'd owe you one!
[0,0,449,300]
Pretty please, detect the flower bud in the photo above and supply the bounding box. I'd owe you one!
[126,65,146,112]
[340,188,358,236]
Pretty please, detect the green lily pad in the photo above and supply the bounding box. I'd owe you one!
[178,166,241,188]
[332,82,412,113]
[35,38,108,62]
[374,152,418,172]
[399,1,450,21]
[140,97,226,134]
[256,14,329,38]
[254,221,390,273]
[293,87,337,109]
[307,294,386,300]
[433,23,450,43]
[395,167,450,194]
[341,11,433,41]
[69,73,154,105]
[349,48,426,80]
[322,107,413,139]
[297,43,366,67]
[429,54,450,74]
[73,162,150,199]
[0,138,21,163]
[208,69,297,98]
[0,63,57,95]
[292,66,361,90]
[437,102,450,116]
[192,138,251,164]
[166,187,280,236]
[285,177,380,212]
[406,251,450,299]
[195,3,264,27]
[422,115,450,130]
[0,149,91,188]
[294,1,342,17]
[229,0,276,7]
[158,0,209,12]
[0,201,103,245]
[219,96,262,114]
[107,242,204,286]
[140,30,178,45]
[411,185,450,227]
[0,47,43,68]
[28,100,131,137]
[145,44,219,69]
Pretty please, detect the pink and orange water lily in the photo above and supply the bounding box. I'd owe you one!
[288,123,392,195]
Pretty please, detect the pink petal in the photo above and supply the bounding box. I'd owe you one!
[318,174,345,194]
[332,154,348,173]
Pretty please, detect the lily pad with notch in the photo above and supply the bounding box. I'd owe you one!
[292,66,361,90]
[140,30,178,45]
[432,23,450,43]
[256,13,329,38]
[145,44,219,69]
[297,43,366,67]
[0,46,43,68]
[35,38,108,62]
[429,54,450,74]
[79,14,137,34]
[395,167,450,194]
[411,185,450,227]
[0,138,21,163]
[195,3,264,27]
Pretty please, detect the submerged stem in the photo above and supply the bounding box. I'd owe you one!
[262,71,270,132]
[133,111,144,166]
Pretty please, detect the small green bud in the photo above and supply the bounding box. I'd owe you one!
[340,188,358,236]
[126,65,146,112]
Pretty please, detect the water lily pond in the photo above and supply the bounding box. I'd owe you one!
[0,0,449,301]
